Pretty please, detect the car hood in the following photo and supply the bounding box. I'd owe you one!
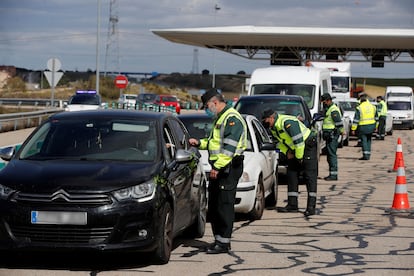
[0,159,163,193]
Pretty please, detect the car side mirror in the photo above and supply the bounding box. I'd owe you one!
[260,142,276,151]
[0,146,15,161]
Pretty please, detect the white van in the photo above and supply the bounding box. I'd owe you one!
[248,66,332,117]
[385,86,414,130]
[247,66,333,156]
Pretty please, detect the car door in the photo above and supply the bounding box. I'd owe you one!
[249,117,277,189]
[164,118,193,230]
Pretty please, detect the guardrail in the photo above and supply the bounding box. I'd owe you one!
[0,108,63,132]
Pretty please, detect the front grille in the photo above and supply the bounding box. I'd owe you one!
[11,224,113,244]
[14,190,112,206]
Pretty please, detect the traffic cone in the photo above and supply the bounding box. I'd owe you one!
[385,157,413,214]
[388,137,404,173]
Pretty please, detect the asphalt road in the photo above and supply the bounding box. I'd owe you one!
[0,128,413,275]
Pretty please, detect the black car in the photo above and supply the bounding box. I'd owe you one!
[234,94,321,176]
[0,110,207,264]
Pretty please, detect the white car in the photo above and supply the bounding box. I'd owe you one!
[333,100,351,147]
[65,90,102,112]
[179,113,279,221]
[118,93,137,108]
[336,97,393,139]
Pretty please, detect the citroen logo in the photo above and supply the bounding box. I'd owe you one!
[50,189,71,202]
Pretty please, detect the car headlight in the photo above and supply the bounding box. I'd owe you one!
[112,181,155,202]
[239,172,250,182]
[0,184,16,200]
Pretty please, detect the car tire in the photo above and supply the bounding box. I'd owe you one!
[265,167,278,209]
[152,203,174,264]
[185,179,207,238]
[248,175,265,221]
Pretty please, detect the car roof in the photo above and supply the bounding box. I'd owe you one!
[51,109,172,121]
[238,94,306,101]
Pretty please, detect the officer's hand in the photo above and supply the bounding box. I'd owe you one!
[209,169,219,180]
[287,151,295,159]
[189,138,199,147]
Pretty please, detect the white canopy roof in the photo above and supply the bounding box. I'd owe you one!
[152,26,414,65]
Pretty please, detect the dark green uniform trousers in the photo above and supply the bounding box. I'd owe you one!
[207,160,243,244]
[325,131,340,178]
[286,134,318,210]
[358,123,376,160]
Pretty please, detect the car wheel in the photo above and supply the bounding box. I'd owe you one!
[265,167,278,208]
[153,203,173,264]
[185,179,207,238]
[248,175,265,221]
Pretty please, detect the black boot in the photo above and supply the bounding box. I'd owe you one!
[304,196,316,217]
[277,196,298,212]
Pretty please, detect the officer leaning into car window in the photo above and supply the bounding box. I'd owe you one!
[189,88,247,254]
[376,95,387,140]
[351,93,378,160]
[320,93,344,181]
[261,109,318,217]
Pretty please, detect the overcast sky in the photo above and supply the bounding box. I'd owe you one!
[1,0,414,78]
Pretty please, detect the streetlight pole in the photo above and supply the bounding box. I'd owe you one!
[212,3,220,88]
[96,0,101,94]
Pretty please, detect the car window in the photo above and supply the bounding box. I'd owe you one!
[168,118,188,150]
[181,118,212,140]
[69,94,101,105]
[161,96,178,102]
[251,118,273,145]
[163,125,176,161]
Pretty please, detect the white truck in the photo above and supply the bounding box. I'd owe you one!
[385,86,414,130]
[247,66,333,156]
[307,61,351,101]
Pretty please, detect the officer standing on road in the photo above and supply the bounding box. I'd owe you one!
[376,95,388,140]
[320,93,344,181]
[351,93,378,160]
[189,88,247,254]
[261,109,318,217]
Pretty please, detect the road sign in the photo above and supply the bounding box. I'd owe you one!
[44,71,63,87]
[47,58,61,72]
[115,75,128,89]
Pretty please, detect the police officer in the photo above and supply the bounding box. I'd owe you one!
[351,93,378,160]
[376,95,388,140]
[261,109,318,217]
[320,93,344,181]
[189,88,247,254]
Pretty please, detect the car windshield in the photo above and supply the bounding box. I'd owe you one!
[19,119,158,162]
[138,94,156,102]
[69,94,101,105]
[161,96,178,102]
[387,101,411,111]
[236,98,308,122]
[124,95,137,100]
[338,101,358,111]
[250,84,316,109]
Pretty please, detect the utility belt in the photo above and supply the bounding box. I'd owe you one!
[210,155,244,174]
[322,129,338,141]
[305,132,317,147]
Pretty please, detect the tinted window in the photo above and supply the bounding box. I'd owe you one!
[251,84,315,109]
[235,98,308,121]
[387,101,411,111]
[69,94,101,105]
[19,119,157,162]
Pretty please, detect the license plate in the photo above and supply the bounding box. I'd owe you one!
[31,211,87,225]
[393,120,402,124]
